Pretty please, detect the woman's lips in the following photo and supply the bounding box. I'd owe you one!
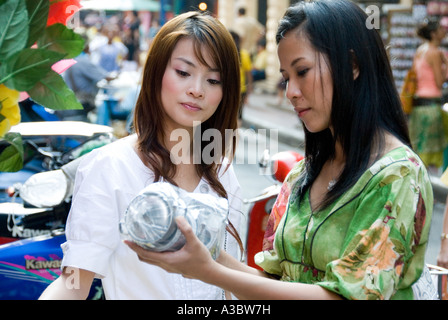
[182,103,201,111]
[294,107,310,118]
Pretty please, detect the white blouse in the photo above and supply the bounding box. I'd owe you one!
[61,135,243,300]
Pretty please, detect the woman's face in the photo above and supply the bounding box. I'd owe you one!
[278,32,333,133]
[161,38,223,134]
[433,25,447,42]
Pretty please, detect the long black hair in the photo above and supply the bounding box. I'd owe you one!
[277,0,411,209]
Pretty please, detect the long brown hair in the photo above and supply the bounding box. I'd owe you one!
[133,12,242,249]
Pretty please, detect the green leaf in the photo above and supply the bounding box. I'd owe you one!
[25,0,49,47]
[0,0,29,60]
[28,70,83,111]
[0,132,23,172]
[37,23,85,59]
[0,48,65,91]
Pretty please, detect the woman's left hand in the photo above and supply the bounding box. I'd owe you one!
[124,216,216,279]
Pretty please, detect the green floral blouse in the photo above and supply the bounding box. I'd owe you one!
[255,146,433,300]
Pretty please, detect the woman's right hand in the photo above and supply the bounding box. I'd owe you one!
[125,216,218,280]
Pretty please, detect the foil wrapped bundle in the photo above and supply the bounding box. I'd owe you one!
[120,182,228,259]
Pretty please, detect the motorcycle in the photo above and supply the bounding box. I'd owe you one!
[0,121,114,244]
[0,231,104,300]
[0,122,114,299]
[245,149,304,269]
[0,120,115,202]
[0,160,78,299]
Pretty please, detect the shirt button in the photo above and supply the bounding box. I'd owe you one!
[199,184,209,194]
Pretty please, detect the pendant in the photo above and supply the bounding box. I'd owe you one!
[327,179,336,190]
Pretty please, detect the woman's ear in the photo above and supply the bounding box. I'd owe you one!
[350,50,360,80]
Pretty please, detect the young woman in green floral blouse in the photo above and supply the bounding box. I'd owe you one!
[127,0,433,300]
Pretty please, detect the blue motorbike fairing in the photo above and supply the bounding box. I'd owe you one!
[0,234,65,299]
[0,234,103,300]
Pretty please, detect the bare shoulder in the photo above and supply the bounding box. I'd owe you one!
[424,46,443,62]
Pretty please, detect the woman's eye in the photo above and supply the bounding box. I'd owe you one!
[176,70,189,77]
[297,68,309,77]
[208,79,221,85]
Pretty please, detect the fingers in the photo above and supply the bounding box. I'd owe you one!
[124,216,212,279]
[125,240,194,277]
[175,216,196,242]
[124,240,143,255]
[124,241,164,265]
[175,216,209,255]
[124,217,196,265]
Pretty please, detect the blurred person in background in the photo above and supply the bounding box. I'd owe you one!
[96,24,128,73]
[409,18,447,175]
[251,38,268,82]
[230,31,252,122]
[61,36,113,121]
[234,7,265,57]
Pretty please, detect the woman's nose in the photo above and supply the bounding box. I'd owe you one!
[188,81,204,99]
[285,80,302,101]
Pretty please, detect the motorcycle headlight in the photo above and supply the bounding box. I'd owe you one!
[19,169,69,208]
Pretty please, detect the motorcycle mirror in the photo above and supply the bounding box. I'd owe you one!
[270,151,304,183]
[19,169,69,208]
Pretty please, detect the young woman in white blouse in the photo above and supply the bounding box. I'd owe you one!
[39,11,243,300]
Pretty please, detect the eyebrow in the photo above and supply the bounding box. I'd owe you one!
[279,57,304,73]
[175,57,220,73]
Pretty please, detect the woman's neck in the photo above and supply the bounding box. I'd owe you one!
[429,38,441,47]
[163,128,195,165]
[333,141,345,167]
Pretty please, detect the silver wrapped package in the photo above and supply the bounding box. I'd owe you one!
[119,182,228,259]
